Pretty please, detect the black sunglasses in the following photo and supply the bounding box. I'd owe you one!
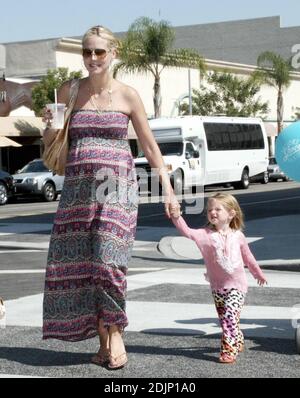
[82,48,110,59]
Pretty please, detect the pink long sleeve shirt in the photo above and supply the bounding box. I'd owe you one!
[172,216,265,293]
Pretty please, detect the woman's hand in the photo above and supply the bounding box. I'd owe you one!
[42,106,53,128]
[164,191,181,219]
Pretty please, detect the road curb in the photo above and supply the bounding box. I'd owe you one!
[158,237,300,272]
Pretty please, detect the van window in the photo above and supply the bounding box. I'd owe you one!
[204,123,265,151]
[185,143,195,156]
[158,142,183,156]
[137,142,183,158]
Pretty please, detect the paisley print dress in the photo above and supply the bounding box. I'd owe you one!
[43,110,138,341]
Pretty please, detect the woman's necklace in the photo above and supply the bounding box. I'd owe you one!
[88,79,113,114]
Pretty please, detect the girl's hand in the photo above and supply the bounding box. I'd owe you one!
[170,204,182,219]
[257,276,267,286]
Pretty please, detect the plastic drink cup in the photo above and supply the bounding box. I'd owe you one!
[46,103,66,129]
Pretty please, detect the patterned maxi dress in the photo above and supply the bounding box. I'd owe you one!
[43,110,139,341]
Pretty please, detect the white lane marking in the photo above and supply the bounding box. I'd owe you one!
[0,267,164,275]
[0,270,45,274]
[139,195,300,217]
[242,195,300,206]
[0,250,44,253]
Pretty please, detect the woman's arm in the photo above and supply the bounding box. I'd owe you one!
[126,86,179,217]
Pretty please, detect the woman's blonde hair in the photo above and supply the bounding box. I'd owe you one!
[82,25,120,52]
[207,193,244,231]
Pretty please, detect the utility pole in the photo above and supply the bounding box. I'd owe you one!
[188,69,192,115]
[0,71,6,102]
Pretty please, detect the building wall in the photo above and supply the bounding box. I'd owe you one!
[115,66,201,118]
[4,47,300,122]
[56,51,87,74]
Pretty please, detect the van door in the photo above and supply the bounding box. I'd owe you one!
[184,142,202,187]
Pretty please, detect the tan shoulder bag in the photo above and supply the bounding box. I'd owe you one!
[42,79,80,176]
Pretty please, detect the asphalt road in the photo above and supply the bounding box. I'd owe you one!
[0,180,300,379]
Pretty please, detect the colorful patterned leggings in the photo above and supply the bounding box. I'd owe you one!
[212,288,245,358]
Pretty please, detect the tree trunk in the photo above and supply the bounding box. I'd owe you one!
[277,89,284,134]
[153,74,162,118]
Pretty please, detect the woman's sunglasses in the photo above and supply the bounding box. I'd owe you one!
[82,48,110,59]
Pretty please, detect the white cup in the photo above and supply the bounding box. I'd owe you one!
[46,103,66,129]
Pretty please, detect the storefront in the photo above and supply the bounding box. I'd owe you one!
[0,116,43,173]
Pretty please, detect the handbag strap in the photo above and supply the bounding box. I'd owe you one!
[65,79,80,121]
[61,79,80,135]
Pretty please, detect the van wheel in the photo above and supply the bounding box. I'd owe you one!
[172,169,184,194]
[233,168,249,190]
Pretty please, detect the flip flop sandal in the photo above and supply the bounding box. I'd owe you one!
[108,352,128,370]
[91,349,110,366]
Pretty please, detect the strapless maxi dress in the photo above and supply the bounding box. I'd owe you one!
[43,110,138,341]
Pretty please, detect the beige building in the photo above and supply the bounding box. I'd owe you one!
[1,16,300,172]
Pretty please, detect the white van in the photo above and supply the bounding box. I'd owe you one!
[134,116,269,191]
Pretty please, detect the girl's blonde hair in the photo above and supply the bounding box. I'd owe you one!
[82,25,120,52]
[207,193,244,231]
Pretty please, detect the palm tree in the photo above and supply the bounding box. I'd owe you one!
[114,17,206,118]
[256,51,292,134]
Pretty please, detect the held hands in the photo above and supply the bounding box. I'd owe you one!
[164,192,182,219]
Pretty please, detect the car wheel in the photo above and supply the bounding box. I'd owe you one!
[0,182,8,205]
[42,182,57,202]
[261,171,269,184]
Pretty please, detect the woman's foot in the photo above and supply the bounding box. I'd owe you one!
[91,348,110,366]
[108,352,128,370]
[109,325,127,369]
[93,319,110,366]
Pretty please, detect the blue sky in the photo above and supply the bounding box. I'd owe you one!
[1,0,300,43]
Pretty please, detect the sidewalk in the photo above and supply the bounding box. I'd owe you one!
[158,214,300,271]
[1,217,300,377]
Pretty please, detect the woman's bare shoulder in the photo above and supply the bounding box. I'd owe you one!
[114,80,139,99]
[59,78,84,102]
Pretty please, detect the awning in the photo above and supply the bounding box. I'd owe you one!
[0,136,22,147]
[0,116,43,137]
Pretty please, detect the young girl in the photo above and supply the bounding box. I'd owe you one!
[170,193,267,364]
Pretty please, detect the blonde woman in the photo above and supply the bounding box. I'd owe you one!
[171,193,267,364]
[42,25,180,370]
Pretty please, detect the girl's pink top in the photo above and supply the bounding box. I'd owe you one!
[171,216,265,293]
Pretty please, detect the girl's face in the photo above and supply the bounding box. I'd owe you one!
[207,199,234,228]
[82,36,115,76]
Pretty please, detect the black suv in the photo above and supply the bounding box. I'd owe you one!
[0,169,15,205]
